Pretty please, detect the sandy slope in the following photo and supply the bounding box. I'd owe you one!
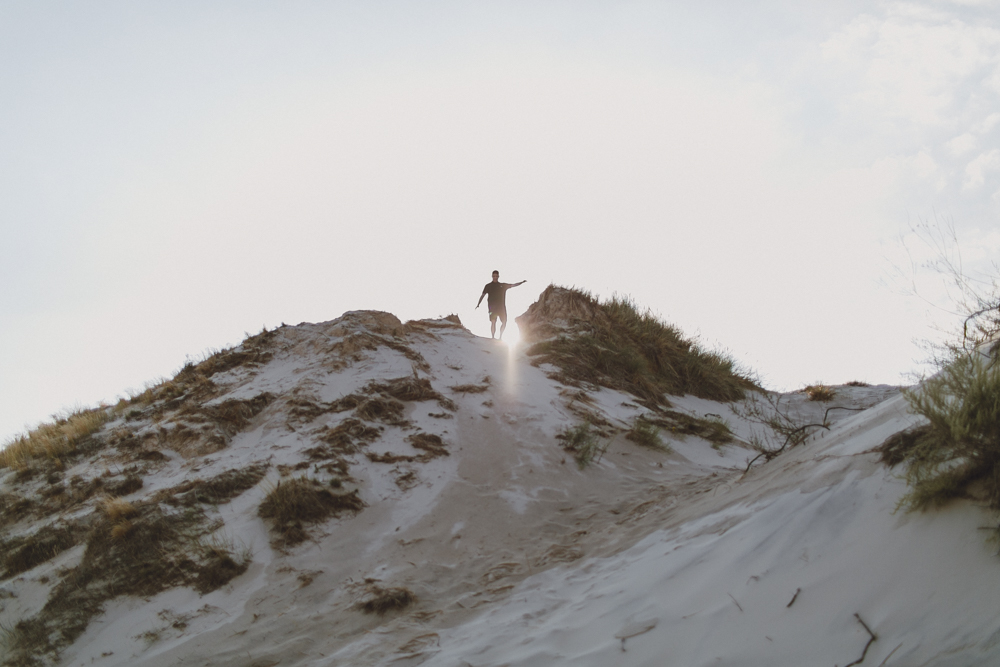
[3,311,998,667]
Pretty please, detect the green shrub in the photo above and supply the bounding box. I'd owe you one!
[884,349,1000,511]
[626,418,669,452]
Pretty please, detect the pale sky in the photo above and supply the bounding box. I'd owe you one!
[3,1,1000,443]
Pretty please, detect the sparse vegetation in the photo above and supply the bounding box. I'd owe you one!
[881,348,1000,512]
[735,392,830,471]
[803,384,836,402]
[558,422,610,469]
[845,380,871,387]
[356,585,417,615]
[258,477,365,548]
[1,499,250,665]
[523,286,756,405]
[1,521,86,580]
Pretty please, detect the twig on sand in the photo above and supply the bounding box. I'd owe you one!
[728,593,743,612]
[786,588,801,608]
[841,613,877,667]
[877,642,903,666]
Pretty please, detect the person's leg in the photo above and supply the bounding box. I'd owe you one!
[498,310,508,339]
[490,312,498,338]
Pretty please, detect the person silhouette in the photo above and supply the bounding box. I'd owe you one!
[476,270,526,339]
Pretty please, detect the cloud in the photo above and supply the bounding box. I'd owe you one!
[821,3,1000,129]
[946,133,977,156]
[963,149,1000,189]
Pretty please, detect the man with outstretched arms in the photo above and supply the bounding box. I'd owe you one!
[476,270,526,340]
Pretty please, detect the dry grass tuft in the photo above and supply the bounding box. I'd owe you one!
[110,520,134,541]
[803,384,836,402]
[1,407,112,471]
[155,463,270,508]
[642,411,733,447]
[101,497,138,522]
[408,433,449,460]
[366,376,457,411]
[354,396,408,425]
[317,419,381,452]
[258,478,365,548]
[449,377,491,394]
[356,585,417,615]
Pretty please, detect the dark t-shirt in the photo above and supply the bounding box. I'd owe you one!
[482,282,510,312]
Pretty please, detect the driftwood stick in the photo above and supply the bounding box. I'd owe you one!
[786,588,801,608]
[842,613,877,667]
[877,642,903,666]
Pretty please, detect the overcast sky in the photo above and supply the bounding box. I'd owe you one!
[3,1,1000,443]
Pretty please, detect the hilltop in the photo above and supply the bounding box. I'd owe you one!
[2,287,999,666]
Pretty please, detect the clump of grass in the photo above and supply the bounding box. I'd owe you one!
[354,396,407,425]
[882,349,1000,512]
[315,419,381,454]
[101,497,138,522]
[407,432,449,460]
[258,478,365,548]
[845,380,871,387]
[449,377,491,394]
[193,539,251,594]
[158,462,270,508]
[522,286,756,405]
[356,585,417,615]
[0,406,112,471]
[2,521,86,580]
[557,422,610,469]
[0,493,34,529]
[180,326,277,380]
[643,410,734,447]
[803,384,836,402]
[626,418,669,452]
[189,393,275,435]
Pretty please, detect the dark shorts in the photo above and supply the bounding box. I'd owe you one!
[489,306,507,323]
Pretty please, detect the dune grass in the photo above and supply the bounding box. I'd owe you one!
[525,287,756,405]
[0,407,112,471]
[881,348,1000,512]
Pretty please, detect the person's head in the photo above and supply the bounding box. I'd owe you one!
[492,270,499,282]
